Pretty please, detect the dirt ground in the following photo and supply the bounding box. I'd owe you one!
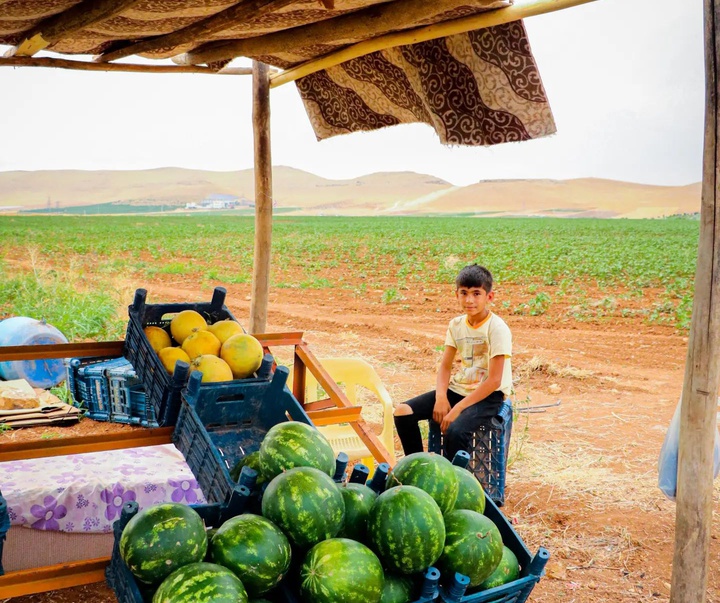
[3,277,719,603]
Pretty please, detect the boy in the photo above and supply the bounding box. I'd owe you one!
[393,264,512,461]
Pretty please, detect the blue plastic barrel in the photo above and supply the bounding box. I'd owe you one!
[0,317,69,388]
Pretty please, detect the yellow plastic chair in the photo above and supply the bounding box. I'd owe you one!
[289,358,395,469]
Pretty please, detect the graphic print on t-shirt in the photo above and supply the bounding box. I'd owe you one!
[454,335,489,389]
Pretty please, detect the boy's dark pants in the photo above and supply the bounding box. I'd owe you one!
[394,389,504,461]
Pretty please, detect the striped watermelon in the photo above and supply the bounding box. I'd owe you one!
[300,538,385,603]
[368,485,445,575]
[386,452,459,513]
[261,466,345,549]
[259,422,335,481]
[210,513,291,597]
[451,465,486,514]
[380,574,415,603]
[478,545,520,590]
[438,509,503,586]
[151,562,247,603]
[120,503,207,585]
[337,482,377,542]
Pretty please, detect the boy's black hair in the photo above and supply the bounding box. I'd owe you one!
[455,264,493,292]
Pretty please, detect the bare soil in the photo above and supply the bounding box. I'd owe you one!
[3,277,718,603]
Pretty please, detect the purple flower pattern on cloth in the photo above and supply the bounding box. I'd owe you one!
[101,484,137,521]
[0,444,206,533]
[169,478,200,503]
[30,495,67,531]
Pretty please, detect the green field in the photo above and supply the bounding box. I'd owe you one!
[0,215,699,338]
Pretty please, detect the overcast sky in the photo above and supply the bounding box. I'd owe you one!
[0,0,704,187]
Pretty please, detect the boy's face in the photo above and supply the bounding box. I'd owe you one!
[456,286,494,321]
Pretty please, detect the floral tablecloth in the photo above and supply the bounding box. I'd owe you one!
[0,444,206,533]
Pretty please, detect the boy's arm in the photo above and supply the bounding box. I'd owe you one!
[433,346,456,424]
[440,354,505,433]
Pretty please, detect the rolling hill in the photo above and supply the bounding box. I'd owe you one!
[0,167,700,219]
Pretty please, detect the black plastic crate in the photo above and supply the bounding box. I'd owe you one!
[106,489,251,603]
[428,401,513,506]
[64,356,131,421]
[123,287,246,427]
[172,361,313,505]
[107,363,157,427]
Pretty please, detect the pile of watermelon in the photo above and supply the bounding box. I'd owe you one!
[118,422,521,603]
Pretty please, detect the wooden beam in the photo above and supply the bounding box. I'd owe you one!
[269,0,598,88]
[306,405,363,426]
[0,340,124,362]
[0,558,109,598]
[670,0,720,601]
[96,0,296,63]
[178,0,505,66]
[5,0,142,58]
[249,60,273,334]
[0,56,253,75]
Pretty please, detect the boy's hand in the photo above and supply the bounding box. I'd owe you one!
[433,397,451,424]
[440,405,462,434]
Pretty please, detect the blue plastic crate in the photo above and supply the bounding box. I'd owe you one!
[64,356,131,421]
[106,489,251,603]
[428,401,513,506]
[0,491,9,577]
[123,287,246,427]
[172,360,312,505]
[107,363,157,427]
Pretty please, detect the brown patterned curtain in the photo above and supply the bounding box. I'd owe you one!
[296,21,556,146]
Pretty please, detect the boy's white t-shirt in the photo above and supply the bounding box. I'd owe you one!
[444,312,513,398]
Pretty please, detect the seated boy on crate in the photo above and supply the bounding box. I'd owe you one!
[393,264,512,460]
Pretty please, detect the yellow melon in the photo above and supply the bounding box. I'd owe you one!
[207,319,245,344]
[221,334,264,379]
[190,355,234,383]
[144,326,172,353]
[170,310,208,345]
[182,329,221,360]
[158,347,191,376]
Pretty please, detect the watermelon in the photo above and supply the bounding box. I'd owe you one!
[210,513,291,597]
[261,466,345,549]
[300,538,385,603]
[380,574,415,603]
[438,509,503,586]
[451,465,486,514]
[120,503,207,585]
[229,450,264,484]
[337,482,377,542]
[259,422,335,481]
[386,452,459,513]
[368,485,445,575]
[151,562,248,603]
[477,545,520,590]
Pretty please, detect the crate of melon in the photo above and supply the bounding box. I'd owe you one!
[123,287,260,427]
[172,362,314,506]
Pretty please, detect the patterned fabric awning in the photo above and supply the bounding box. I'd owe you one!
[0,0,556,146]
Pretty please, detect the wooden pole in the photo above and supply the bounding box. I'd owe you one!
[249,60,273,334]
[269,0,597,88]
[670,1,720,601]
[0,57,252,75]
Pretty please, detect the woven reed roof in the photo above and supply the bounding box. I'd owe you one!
[0,0,558,145]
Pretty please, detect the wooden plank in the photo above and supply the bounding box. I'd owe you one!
[670,1,720,601]
[97,0,297,63]
[0,558,109,598]
[253,332,305,346]
[0,56,252,74]
[293,352,307,404]
[0,427,173,462]
[269,0,598,88]
[302,398,335,411]
[306,405,362,426]
[249,60,273,334]
[0,340,124,361]
[180,0,505,66]
[5,0,142,57]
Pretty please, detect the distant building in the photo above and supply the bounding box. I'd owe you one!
[185,193,254,210]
